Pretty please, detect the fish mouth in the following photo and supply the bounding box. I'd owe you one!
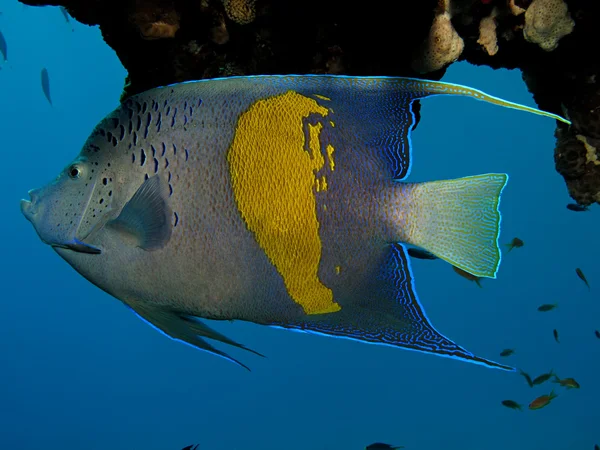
[20,198,34,221]
[52,238,102,255]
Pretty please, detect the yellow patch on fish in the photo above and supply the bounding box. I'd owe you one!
[335,266,341,275]
[314,94,331,101]
[227,90,341,315]
[327,144,335,171]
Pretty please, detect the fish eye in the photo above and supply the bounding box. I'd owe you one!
[68,165,82,179]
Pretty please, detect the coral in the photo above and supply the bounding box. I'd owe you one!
[222,0,256,25]
[477,9,498,56]
[412,10,465,73]
[15,0,600,206]
[523,0,574,51]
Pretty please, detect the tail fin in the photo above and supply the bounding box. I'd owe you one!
[398,173,508,278]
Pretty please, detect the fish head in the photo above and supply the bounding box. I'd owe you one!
[20,119,128,255]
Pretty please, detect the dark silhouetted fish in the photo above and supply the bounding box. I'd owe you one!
[59,6,74,31]
[366,443,404,450]
[505,237,523,252]
[501,399,522,411]
[566,203,589,212]
[0,29,6,62]
[499,348,515,357]
[181,446,199,450]
[553,329,560,343]
[595,330,600,339]
[532,370,554,386]
[576,268,590,290]
[519,368,534,387]
[41,68,52,106]
[407,247,438,260]
[537,303,558,312]
[453,265,482,288]
[20,75,567,372]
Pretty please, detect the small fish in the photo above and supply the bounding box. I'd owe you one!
[21,75,566,371]
[407,247,438,260]
[532,370,555,386]
[552,375,580,389]
[576,268,590,290]
[519,369,534,388]
[505,237,524,252]
[41,68,52,106]
[0,29,6,62]
[181,446,199,450]
[501,399,523,411]
[366,444,404,450]
[58,6,74,32]
[553,329,560,343]
[537,303,558,312]
[453,265,482,288]
[499,348,515,357]
[566,203,589,212]
[528,390,558,410]
[595,330,600,339]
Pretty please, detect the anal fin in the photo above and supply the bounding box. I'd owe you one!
[269,244,512,371]
[125,301,264,370]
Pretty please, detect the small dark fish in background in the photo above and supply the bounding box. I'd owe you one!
[519,369,534,387]
[181,445,199,450]
[576,268,590,290]
[452,266,482,288]
[537,303,558,312]
[566,203,589,212]
[552,375,580,389]
[595,330,600,339]
[366,443,404,450]
[407,247,438,260]
[499,348,515,357]
[41,68,52,106]
[501,399,523,411]
[529,390,558,410]
[553,329,560,343]
[532,370,555,386]
[505,237,524,252]
[58,6,74,32]
[0,29,7,62]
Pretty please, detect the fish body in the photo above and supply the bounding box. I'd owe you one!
[576,268,590,290]
[499,348,515,357]
[0,29,6,62]
[553,329,560,343]
[537,303,558,312]
[41,68,52,106]
[528,390,558,410]
[20,75,566,370]
[552,376,580,389]
[532,370,554,386]
[501,400,522,411]
[595,330,600,339]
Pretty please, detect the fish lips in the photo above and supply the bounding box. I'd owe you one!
[20,197,102,255]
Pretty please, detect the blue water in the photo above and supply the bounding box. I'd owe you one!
[1,2,598,449]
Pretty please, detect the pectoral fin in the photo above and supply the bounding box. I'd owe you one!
[107,175,172,251]
[125,301,263,370]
